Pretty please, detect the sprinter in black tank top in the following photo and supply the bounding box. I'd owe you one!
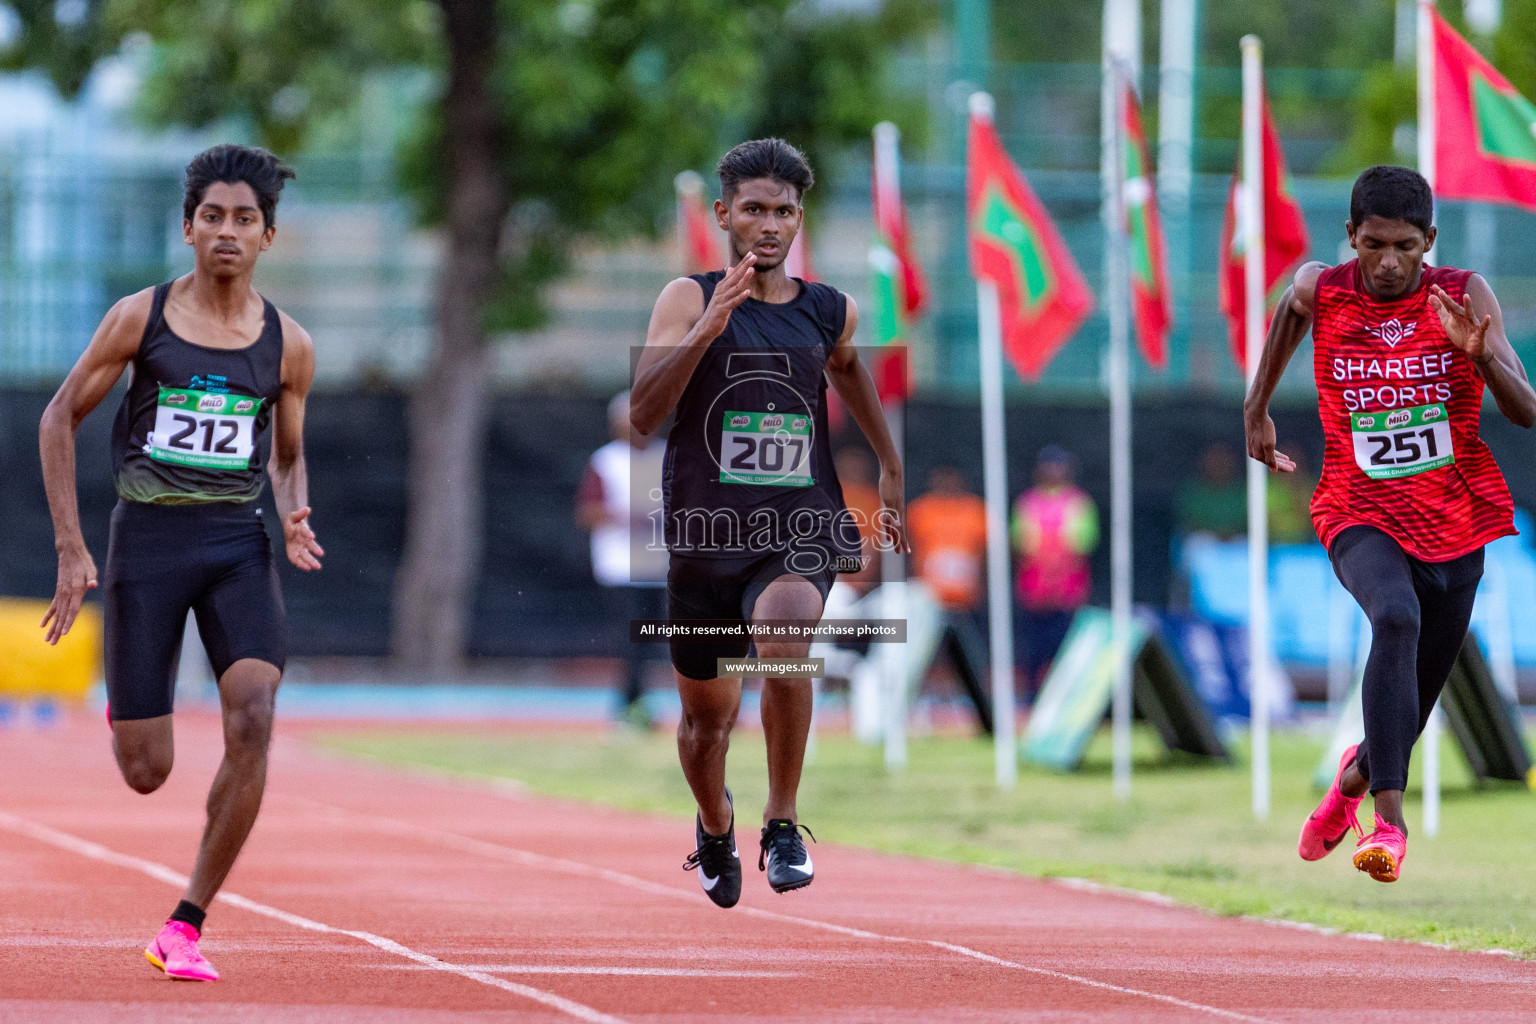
[632,138,910,906]
[38,145,320,981]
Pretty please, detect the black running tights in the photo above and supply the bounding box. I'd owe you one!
[1328,526,1483,794]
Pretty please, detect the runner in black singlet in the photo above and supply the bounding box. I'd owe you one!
[631,138,909,907]
[39,145,321,980]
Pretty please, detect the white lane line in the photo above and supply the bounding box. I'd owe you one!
[291,798,1278,1023]
[368,964,793,977]
[0,810,629,1024]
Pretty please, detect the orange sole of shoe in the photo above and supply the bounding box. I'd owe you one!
[1353,848,1400,883]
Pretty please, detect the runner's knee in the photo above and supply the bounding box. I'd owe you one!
[679,706,735,745]
[755,639,813,660]
[1368,595,1420,641]
[117,748,172,794]
[222,692,275,755]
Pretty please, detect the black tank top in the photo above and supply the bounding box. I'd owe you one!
[663,272,857,562]
[112,282,284,505]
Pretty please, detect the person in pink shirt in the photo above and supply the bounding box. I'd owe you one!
[1013,446,1099,696]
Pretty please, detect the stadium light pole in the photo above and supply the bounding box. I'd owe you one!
[970,91,1018,792]
[1241,34,1272,821]
[1103,0,1139,802]
[1417,0,1443,838]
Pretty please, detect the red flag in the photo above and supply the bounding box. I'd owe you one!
[966,105,1093,381]
[676,172,722,274]
[870,123,925,401]
[873,132,929,322]
[1432,7,1536,212]
[1121,77,1172,370]
[1218,90,1310,367]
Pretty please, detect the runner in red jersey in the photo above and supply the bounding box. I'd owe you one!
[1244,166,1535,883]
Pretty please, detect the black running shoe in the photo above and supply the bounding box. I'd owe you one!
[759,819,816,893]
[682,789,740,908]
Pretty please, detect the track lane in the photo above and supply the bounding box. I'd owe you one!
[2,712,1533,1023]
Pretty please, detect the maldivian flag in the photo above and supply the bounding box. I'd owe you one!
[966,106,1093,380]
[1121,77,1172,370]
[1432,7,1536,212]
[871,131,929,346]
[869,124,926,400]
[1217,88,1309,367]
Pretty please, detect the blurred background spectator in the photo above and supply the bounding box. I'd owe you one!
[1012,446,1098,696]
[1266,440,1319,545]
[575,392,666,726]
[1175,442,1248,542]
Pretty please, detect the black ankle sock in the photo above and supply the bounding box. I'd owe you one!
[168,900,206,934]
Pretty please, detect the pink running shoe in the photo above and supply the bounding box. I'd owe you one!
[1353,813,1407,883]
[145,920,219,981]
[1298,743,1365,861]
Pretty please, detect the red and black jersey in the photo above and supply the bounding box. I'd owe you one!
[1309,260,1515,561]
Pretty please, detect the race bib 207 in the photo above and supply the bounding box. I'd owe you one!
[719,410,813,487]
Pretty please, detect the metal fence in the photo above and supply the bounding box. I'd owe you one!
[6,59,1536,400]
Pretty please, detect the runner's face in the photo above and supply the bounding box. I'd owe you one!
[1347,215,1436,300]
[184,181,275,278]
[717,178,801,270]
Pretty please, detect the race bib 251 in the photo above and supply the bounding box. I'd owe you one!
[1350,403,1454,480]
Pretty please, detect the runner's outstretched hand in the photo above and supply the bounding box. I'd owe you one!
[284,507,324,571]
[1430,284,1493,364]
[1244,407,1296,473]
[40,546,97,645]
[694,253,756,343]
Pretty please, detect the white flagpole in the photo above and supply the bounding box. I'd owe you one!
[1417,0,1443,836]
[970,91,1018,791]
[1241,34,1272,821]
[876,117,909,773]
[1103,0,1138,801]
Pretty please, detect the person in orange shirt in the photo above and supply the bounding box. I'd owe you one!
[907,465,989,611]
[905,466,994,730]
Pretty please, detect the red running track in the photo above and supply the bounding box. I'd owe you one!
[1,711,1532,1023]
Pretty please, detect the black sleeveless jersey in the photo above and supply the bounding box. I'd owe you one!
[663,272,858,561]
[112,282,284,505]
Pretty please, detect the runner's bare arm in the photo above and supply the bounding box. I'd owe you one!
[824,297,910,554]
[1430,275,1536,429]
[37,290,152,644]
[269,314,323,572]
[630,254,757,435]
[1243,261,1326,473]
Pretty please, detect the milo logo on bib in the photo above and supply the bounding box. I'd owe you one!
[1350,402,1454,480]
[145,386,263,471]
[719,410,813,487]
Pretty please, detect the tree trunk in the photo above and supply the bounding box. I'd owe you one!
[391,0,508,672]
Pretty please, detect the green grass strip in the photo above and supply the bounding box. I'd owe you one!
[315,724,1536,958]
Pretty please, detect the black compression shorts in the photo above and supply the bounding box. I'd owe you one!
[104,500,286,721]
[666,548,837,681]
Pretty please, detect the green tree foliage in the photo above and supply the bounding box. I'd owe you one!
[28,0,934,328]
[1334,2,1536,175]
[0,0,116,95]
[0,0,936,669]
